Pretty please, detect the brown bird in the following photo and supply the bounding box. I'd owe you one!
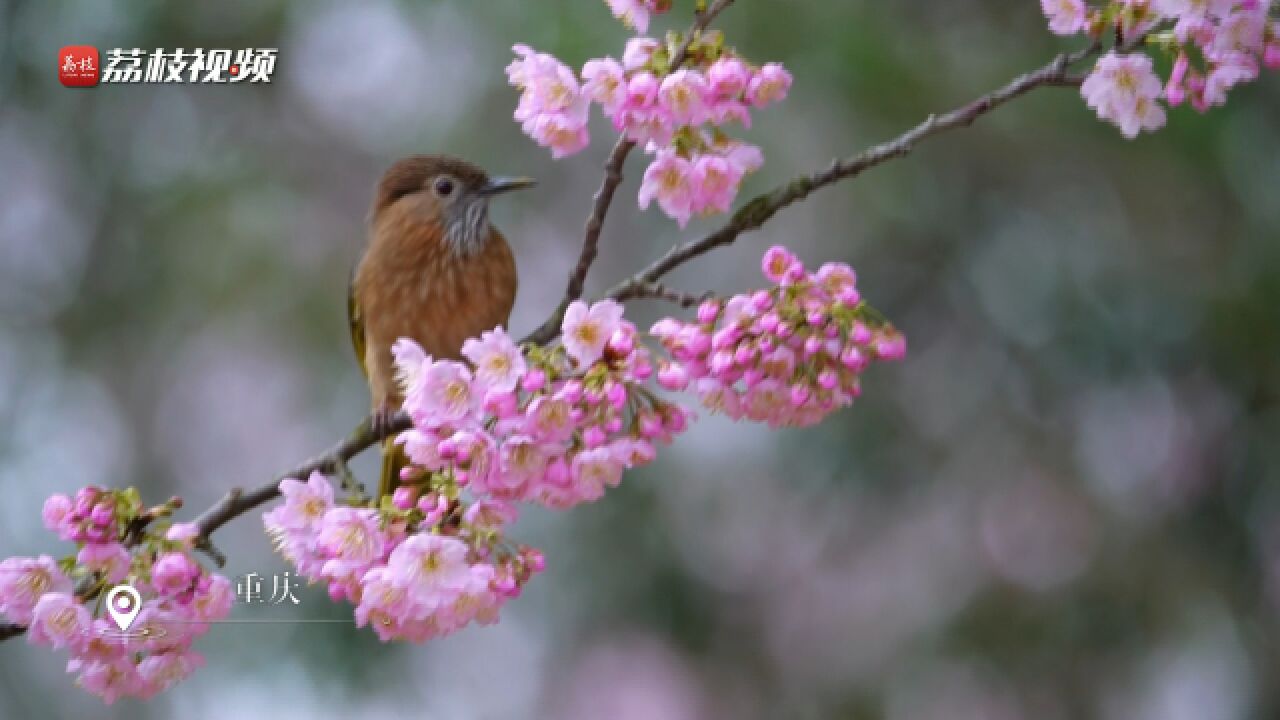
[349,155,535,501]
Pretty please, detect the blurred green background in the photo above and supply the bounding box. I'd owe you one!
[2,1,1279,718]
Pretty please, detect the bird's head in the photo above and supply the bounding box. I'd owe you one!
[371,155,536,255]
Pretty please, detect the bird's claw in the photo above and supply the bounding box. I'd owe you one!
[370,403,398,439]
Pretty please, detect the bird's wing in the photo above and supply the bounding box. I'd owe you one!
[347,269,369,379]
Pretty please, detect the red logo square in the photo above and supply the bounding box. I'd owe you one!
[58,46,99,87]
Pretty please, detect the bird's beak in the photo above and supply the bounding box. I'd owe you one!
[481,176,537,196]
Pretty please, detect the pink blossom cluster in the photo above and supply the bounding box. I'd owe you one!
[650,246,906,428]
[395,310,688,509]
[264,472,542,642]
[0,486,232,703]
[505,6,792,225]
[1042,0,1280,136]
[264,312,689,642]
[604,0,671,32]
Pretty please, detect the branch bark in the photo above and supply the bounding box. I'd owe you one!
[606,42,1101,302]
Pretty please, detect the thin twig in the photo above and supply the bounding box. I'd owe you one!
[522,0,738,346]
[193,413,410,538]
[606,42,1101,302]
[629,282,713,308]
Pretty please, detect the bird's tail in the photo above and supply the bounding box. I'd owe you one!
[377,439,409,502]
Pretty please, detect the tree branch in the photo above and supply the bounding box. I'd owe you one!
[0,37,1103,646]
[606,42,1101,302]
[522,0,738,346]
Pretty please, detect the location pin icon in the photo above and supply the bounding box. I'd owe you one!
[105,584,141,632]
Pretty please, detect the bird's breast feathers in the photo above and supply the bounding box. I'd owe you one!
[355,218,517,362]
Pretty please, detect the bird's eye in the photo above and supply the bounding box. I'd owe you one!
[433,177,455,197]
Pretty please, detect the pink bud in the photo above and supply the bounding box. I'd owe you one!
[710,350,736,375]
[874,333,907,360]
[818,368,839,390]
[840,346,866,371]
[697,300,721,324]
[391,486,417,510]
[638,412,663,437]
[751,290,773,312]
[527,550,547,572]
[789,383,811,407]
[583,426,607,448]
[803,335,823,357]
[851,322,872,344]
[650,317,682,338]
[658,363,690,391]
[608,328,635,356]
[632,357,654,380]
[521,368,547,392]
[605,416,623,433]
[606,381,628,409]
[561,380,583,404]
[1266,43,1280,69]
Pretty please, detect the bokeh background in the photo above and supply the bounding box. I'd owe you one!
[2,0,1279,718]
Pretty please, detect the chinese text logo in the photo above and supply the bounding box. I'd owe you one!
[59,47,278,87]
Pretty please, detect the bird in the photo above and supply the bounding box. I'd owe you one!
[348,155,535,501]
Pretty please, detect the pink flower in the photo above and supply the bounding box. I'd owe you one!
[495,435,552,496]
[1211,9,1266,58]
[561,299,625,366]
[1041,0,1087,35]
[723,141,764,174]
[317,508,385,566]
[638,150,696,226]
[508,45,587,122]
[692,152,744,214]
[746,63,792,107]
[0,555,71,624]
[1080,52,1166,138]
[418,360,479,424]
[1201,55,1258,106]
[265,471,333,533]
[385,534,472,608]
[191,574,234,622]
[522,113,591,158]
[392,337,431,400]
[42,494,73,537]
[77,543,131,585]
[605,0,659,33]
[570,447,625,502]
[707,56,752,98]
[658,68,710,125]
[165,522,200,548]
[355,567,411,640]
[73,657,143,704]
[28,592,89,650]
[136,650,204,697]
[462,327,527,394]
[507,44,591,158]
[525,394,575,442]
[582,57,628,114]
[151,552,198,598]
[622,37,660,71]
[761,245,799,283]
